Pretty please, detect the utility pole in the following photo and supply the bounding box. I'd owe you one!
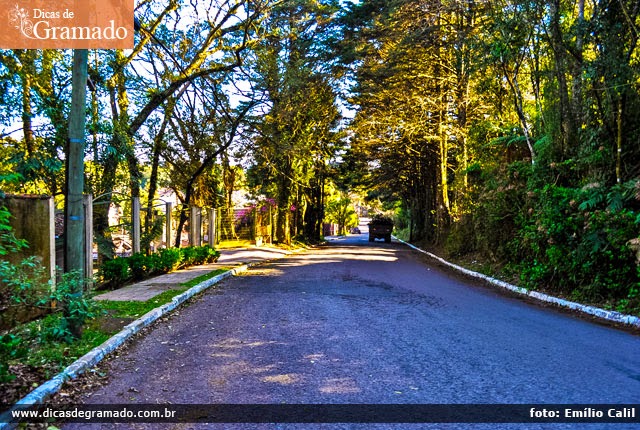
[64,49,89,337]
[64,50,89,280]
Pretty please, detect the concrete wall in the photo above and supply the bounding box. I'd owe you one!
[1,194,55,281]
[0,195,55,329]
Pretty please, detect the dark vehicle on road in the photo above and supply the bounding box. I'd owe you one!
[368,215,393,243]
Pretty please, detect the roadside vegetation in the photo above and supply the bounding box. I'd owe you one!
[1,0,640,405]
[339,0,640,314]
[1,254,233,405]
[1,187,232,402]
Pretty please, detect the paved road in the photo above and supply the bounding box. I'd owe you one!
[66,234,640,430]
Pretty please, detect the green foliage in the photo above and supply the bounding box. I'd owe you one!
[99,258,130,287]
[180,246,199,267]
[29,324,111,369]
[0,257,50,307]
[245,0,342,244]
[7,312,110,380]
[444,215,476,257]
[325,197,359,235]
[338,0,640,314]
[0,205,27,256]
[445,163,640,312]
[53,271,98,339]
[0,258,99,386]
[464,162,532,261]
[0,334,27,382]
[98,246,220,288]
[194,245,221,265]
[156,247,183,273]
[6,268,99,343]
[128,252,154,281]
[512,182,640,307]
[141,216,165,254]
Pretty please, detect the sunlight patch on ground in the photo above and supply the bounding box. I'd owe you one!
[237,268,285,277]
[209,352,237,358]
[303,353,326,362]
[261,373,302,385]
[289,250,398,265]
[319,377,361,394]
[211,338,282,349]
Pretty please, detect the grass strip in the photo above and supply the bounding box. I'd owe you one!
[1,267,232,399]
[100,267,231,318]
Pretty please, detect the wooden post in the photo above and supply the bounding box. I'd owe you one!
[190,206,202,246]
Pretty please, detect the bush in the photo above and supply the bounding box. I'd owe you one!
[1,262,99,342]
[471,162,531,261]
[197,245,220,264]
[147,252,162,273]
[96,246,219,288]
[0,204,27,256]
[100,258,130,286]
[177,246,219,267]
[128,252,155,281]
[45,271,100,342]
[156,248,182,273]
[0,333,26,382]
[444,214,476,257]
[180,246,199,267]
[513,183,640,306]
[449,167,640,311]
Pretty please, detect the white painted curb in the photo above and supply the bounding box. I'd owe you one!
[0,260,266,428]
[396,237,640,328]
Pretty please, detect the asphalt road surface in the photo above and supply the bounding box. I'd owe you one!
[64,232,640,430]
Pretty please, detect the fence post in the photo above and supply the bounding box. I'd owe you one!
[132,197,141,254]
[165,202,172,248]
[83,194,93,287]
[190,206,202,246]
[208,208,216,247]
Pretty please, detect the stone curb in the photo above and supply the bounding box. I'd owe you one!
[396,237,640,328]
[0,248,307,428]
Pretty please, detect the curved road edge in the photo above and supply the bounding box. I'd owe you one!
[394,236,640,329]
[0,247,307,429]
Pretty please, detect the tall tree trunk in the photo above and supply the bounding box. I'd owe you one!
[145,115,169,234]
[549,0,577,158]
[16,50,36,156]
[572,0,585,131]
[436,14,451,238]
[275,157,293,244]
[503,63,536,163]
[616,97,623,183]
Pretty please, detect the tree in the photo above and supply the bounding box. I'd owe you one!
[163,82,255,247]
[325,194,358,235]
[88,0,267,255]
[245,0,341,244]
